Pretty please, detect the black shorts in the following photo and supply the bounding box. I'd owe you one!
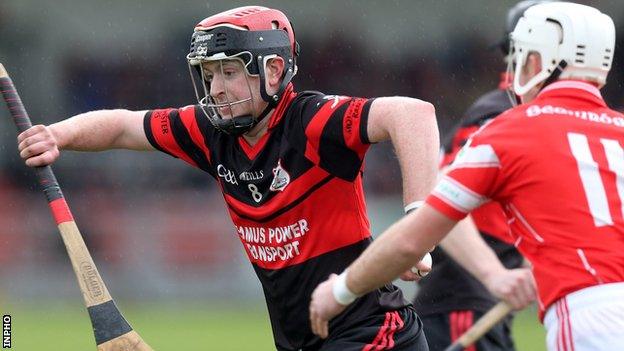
[321,306,429,351]
[420,310,515,351]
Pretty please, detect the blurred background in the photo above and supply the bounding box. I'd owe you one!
[0,0,623,349]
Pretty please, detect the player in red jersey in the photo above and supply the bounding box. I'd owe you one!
[413,2,548,351]
[15,5,442,350]
[310,3,624,350]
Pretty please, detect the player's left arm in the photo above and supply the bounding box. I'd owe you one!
[366,97,440,206]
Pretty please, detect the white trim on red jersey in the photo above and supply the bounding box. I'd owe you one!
[506,203,545,243]
[453,144,502,169]
[539,80,602,99]
[432,175,488,214]
[575,249,603,284]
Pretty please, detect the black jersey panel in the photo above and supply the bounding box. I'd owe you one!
[318,103,363,181]
[168,109,214,174]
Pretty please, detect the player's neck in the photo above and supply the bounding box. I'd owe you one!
[241,112,271,145]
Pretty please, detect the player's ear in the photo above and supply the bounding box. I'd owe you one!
[265,57,285,87]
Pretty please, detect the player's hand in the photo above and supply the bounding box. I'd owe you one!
[399,255,432,281]
[484,268,536,310]
[309,274,347,339]
[17,124,60,167]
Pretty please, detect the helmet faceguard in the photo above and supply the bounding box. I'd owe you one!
[506,2,615,102]
[186,6,299,136]
[188,56,259,136]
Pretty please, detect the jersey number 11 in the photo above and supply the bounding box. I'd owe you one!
[568,132,624,227]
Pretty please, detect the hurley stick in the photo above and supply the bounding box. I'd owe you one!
[443,301,513,351]
[0,63,153,351]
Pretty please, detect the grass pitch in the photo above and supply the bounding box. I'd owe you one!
[7,302,545,350]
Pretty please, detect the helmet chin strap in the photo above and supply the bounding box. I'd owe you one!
[216,56,294,136]
[214,102,273,136]
[257,55,295,106]
[507,59,568,107]
[540,60,568,89]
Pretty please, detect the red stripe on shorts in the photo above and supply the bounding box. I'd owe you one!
[362,311,404,350]
[555,301,567,351]
[363,312,392,351]
[386,311,404,349]
[563,299,575,351]
[464,311,476,351]
[449,311,458,342]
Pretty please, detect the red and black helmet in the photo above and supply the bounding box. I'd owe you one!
[186,6,300,135]
[193,6,298,60]
[187,6,299,101]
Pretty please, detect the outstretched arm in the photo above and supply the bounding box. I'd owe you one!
[366,97,439,206]
[18,109,152,167]
[309,204,451,338]
[309,204,536,338]
[440,217,536,308]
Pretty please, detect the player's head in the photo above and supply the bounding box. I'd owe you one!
[186,6,299,135]
[507,2,615,103]
[496,0,553,56]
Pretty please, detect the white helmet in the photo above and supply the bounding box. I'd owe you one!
[509,2,615,96]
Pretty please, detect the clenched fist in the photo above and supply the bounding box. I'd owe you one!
[17,124,60,167]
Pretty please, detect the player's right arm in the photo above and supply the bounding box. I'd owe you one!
[18,109,152,167]
[439,217,536,308]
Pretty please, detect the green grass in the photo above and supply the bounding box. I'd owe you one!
[5,302,545,350]
[512,306,547,351]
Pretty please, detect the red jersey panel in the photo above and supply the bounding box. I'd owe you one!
[428,80,624,319]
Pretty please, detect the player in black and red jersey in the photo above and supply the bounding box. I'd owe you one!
[412,2,547,350]
[311,3,624,351]
[16,6,536,350]
[16,6,440,350]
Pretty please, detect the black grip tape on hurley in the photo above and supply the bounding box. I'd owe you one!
[88,300,133,345]
[0,76,64,203]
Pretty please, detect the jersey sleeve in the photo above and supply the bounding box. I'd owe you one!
[294,94,374,181]
[426,119,509,220]
[143,105,215,176]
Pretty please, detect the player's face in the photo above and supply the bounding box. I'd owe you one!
[201,60,266,119]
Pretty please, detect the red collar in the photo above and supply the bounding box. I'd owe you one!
[267,83,297,130]
[236,83,297,159]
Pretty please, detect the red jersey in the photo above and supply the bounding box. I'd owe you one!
[427,80,624,319]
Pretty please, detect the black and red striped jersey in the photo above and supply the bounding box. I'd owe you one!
[414,77,524,316]
[143,85,409,350]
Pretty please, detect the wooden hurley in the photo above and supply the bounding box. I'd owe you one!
[0,63,153,351]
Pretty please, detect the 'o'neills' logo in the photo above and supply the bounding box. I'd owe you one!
[270,160,290,192]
